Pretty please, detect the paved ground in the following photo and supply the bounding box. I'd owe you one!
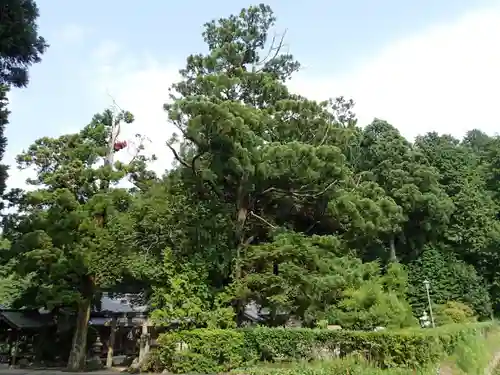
[0,368,122,375]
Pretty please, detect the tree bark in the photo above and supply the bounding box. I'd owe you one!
[105,316,117,368]
[389,237,397,263]
[235,206,248,279]
[67,298,91,371]
[234,181,249,326]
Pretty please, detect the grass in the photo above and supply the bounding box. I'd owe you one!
[441,327,500,375]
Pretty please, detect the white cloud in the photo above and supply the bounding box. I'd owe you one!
[288,4,500,140]
[57,24,90,44]
[91,40,121,65]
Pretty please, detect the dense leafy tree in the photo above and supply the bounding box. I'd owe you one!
[414,132,500,312]
[237,231,414,328]
[353,121,454,263]
[164,4,360,321]
[406,247,491,319]
[2,109,152,370]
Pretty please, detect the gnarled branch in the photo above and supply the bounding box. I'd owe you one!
[249,211,276,229]
[261,180,338,199]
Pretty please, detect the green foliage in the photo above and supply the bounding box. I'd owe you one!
[0,108,155,370]
[331,279,416,330]
[140,349,164,373]
[122,3,500,331]
[234,325,500,375]
[149,248,236,329]
[237,233,414,329]
[158,329,245,374]
[7,5,500,373]
[241,327,445,368]
[407,247,491,318]
[2,109,152,307]
[156,324,495,373]
[434,301,476,325]
[163,4,372,323]
[232,359,430,375]
[446,327,500,375]
[0,0,48,88]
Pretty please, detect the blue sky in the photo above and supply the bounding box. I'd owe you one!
[6,0,500,189]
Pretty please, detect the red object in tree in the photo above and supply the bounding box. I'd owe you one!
[113,140,127,152]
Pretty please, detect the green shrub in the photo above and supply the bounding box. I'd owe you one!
[157,328,245,374]
[157,323,496,374]
[140,349,164,373]
[434,301,476,325]
[232,357,430,375]
[241,326,444,368]
[327,264,417,331]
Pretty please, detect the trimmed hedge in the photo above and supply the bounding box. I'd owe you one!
[157,322,495,374]
[232,359,430,375]
[158,328,245,374]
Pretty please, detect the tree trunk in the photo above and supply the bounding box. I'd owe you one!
[234,180,249,280]
[234,180,249,325]
[67,298,91,371]
[389,237,397,263]
[105,316,117,368]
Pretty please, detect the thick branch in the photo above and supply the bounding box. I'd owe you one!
[261,180,338,199]
[166,143,223,199]
[166,143,191,169]
[191,152,202,176]
[249,211,276,229]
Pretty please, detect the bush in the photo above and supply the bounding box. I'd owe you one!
[434,301,476,325]
[329,283,416,330]
[241,327,443,368]
[157,328,245,374]
[140,349,164,373]
[232,358,430,375]
[157,323,495,374]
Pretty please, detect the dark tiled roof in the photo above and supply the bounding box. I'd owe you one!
[0,310,54,329]
[98,294,148,314]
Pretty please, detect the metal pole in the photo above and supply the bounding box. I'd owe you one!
[424,280,435,328]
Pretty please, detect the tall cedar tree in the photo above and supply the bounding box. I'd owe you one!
[0,0,48,87]
[3,109,152,370]
[0,0,47,212]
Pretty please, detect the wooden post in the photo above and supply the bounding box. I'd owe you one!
[106,316,117,368]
